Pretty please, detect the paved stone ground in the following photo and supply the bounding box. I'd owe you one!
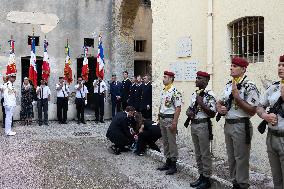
[0,121,196,189]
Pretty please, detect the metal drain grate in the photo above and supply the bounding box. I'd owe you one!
[73,132,92,136]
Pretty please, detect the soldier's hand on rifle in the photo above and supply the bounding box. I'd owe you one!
[217,101,228,114]
[232,81,240,99]
[186,109,195,119]
[196,95,204,105]
[263,113,278,125]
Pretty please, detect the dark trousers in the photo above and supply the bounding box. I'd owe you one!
[37,99,48,125]
[94,93,104,121]
[122,100,128,110]
[142,108,152,119]
[136,128,161,153]
[75,98,85,122]
[57,97,68,123]
[111,98,121,118]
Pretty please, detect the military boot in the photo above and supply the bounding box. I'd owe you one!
[190,174,204,187]
[165,160,177,175]
[196,176,211,189]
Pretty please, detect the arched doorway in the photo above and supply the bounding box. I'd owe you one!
[111,0,152,79]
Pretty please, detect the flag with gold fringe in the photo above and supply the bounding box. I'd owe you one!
[64,40,73,84]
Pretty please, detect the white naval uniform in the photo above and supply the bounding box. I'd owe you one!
[3,81,16,135]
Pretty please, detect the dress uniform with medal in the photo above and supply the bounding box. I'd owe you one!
[187,71,216,189]
[157,71,182,175]
[217,57,260,189]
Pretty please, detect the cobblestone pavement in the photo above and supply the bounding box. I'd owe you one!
[0,121,195,189]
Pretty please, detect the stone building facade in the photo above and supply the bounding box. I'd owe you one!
[0,0,152,121]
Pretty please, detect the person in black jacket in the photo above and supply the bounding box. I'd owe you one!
[121,71,132,110]
[106,106,136,155]
[109,74,122,118]
[140,75,152,119]
[127,76,137,108]
[133,112,161,156]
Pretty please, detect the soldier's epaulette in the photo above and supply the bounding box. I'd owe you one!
[272,81,280,85]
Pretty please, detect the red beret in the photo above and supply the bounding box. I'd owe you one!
[197,71,210,78]
[164,71,175,77]
[280,55,284,62]
[232,57,249,68]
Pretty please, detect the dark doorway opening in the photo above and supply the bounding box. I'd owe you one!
[134,60,151,76]
[21,56,43,87]
[77,57,97,109]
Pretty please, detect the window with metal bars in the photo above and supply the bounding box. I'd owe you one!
[134,40,146,52]
[229,16,264,63]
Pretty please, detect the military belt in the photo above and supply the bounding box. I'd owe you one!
[191,118,208,124]
[225,117,249,124]
[268,128,284,137]
[226,117,251,144]
[159,113,174,119]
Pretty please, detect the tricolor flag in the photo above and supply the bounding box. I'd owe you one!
[42,38,50,81]
[29,37,37,88]
[81,46,89,81]
[6,38,17,76]
[96,35,105,79]
[64,41,73,84]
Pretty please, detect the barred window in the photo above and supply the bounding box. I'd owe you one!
[134,40,146,52]
[230,17,264,63]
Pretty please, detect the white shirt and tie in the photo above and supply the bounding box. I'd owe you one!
[36,85,51,99]
[56,83,70,98]
[93,80,107,94]
[75,84,88,98]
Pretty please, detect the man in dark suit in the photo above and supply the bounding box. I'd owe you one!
[121,71,132,110]
[140,75,152,119]
[127,76,137,108]
[106,106,136,155]
[109,74,122,118]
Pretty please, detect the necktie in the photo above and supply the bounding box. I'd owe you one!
[98,81,101,94]
[41,87,44,99]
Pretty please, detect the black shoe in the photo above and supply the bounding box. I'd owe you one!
[190,174,204,187]
[95,119,99,123]
[77,120,80,124]
[62,121,67,124]
[157,159,171,171]
[100,120,105,123]
[111,146,121,155]
[232,184,240,189]
[81,120,86,124]
[196,176,211,189]
[165,161,177,175]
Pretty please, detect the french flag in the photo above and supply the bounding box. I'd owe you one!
[81,46,89,81]
[42,38,50,82]
[96,35,105,79]
[29,37,37,88]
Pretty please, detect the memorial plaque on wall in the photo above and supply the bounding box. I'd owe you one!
[169,61,197,81]
[177,36,192,58]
